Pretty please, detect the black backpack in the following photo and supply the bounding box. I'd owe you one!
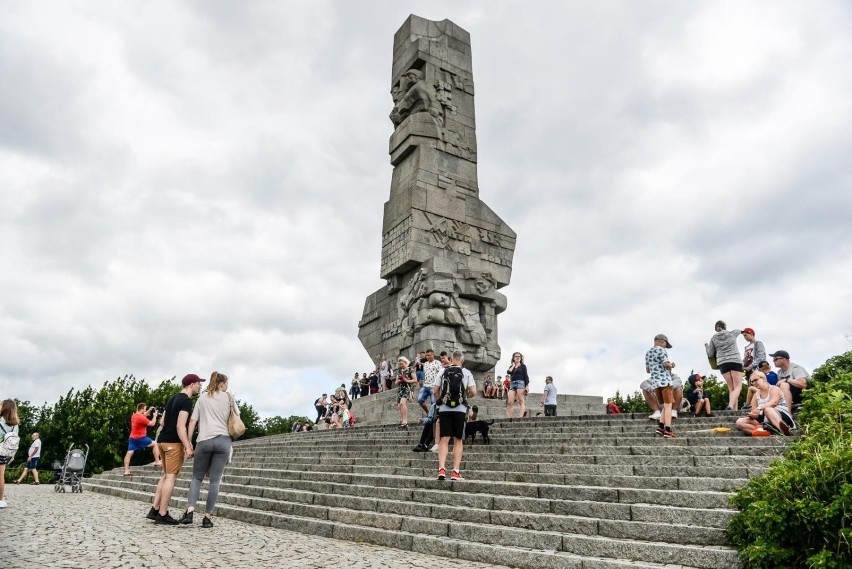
[438,366,467,408]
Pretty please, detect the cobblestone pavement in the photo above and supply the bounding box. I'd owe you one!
[0,484,511,568]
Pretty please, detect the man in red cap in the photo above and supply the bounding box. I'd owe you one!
[147,374,205,525]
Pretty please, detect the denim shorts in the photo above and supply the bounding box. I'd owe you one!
[510,379,526,391]
[26,457,40,469]
[417,386,434,405]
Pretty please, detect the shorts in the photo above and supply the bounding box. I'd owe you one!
[510,379,526,391]
[157,442,185,475]
[438,411,466,440]
[416,370,425,382]
[128,436,154,452]
[0,455,11,465]
[26,457,40,469]
[719,362,744,374]
[417,386,434,406]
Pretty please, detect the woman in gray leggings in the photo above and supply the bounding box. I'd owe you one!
[179,371,236,528]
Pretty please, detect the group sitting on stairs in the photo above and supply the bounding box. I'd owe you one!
[645,323,809,440]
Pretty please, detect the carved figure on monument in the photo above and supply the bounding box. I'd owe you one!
[389,68,443,127]
[359,16,516,377]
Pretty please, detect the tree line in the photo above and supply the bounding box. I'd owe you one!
[5,375,309,481]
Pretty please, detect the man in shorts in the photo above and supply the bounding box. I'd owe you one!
[770,350,810,409]
[645,334,677,438]
[432,351,477,481]
[15,432,41,484]
[123,403,161,476]
[148,374,204,525]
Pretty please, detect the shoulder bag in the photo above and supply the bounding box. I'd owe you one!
[226,393,247,439]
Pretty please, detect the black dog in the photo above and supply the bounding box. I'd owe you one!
[465,419,493,444]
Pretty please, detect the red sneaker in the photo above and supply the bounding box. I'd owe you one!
[437,467,446,480]
[450,470,464,481]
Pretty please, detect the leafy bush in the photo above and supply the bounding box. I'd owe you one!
[727,351,852,568]
[5,375,312,480]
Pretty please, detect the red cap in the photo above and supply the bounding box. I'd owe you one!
[182,373,206,386]
[742,327,755,336]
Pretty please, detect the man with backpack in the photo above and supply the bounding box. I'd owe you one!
[432,351,477,481]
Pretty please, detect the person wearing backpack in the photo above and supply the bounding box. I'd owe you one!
[432,351,477,481]
[0,399,21,508]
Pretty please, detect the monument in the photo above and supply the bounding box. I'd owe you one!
[358,16,516,376]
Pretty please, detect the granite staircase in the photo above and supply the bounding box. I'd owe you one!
[89,412,791,569]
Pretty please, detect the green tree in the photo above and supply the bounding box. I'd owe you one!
[727,350,852,568]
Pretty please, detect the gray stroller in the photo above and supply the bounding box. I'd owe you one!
[54,443,89,493]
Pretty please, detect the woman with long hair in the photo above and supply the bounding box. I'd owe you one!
[179,372,237,528]
[506,352,530,418]
[735,371,795,436]
[0,399,20,508]
[706,320,744,410]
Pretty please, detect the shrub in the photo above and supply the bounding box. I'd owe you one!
[727,351,852,568]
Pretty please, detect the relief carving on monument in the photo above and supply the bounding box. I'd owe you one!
[359,16,516,374]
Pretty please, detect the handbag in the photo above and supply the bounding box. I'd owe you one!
[226,393,246,439]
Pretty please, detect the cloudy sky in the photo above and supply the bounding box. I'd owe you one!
[2,1,851,419]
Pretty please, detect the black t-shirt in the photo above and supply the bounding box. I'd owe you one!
[157,393,193,443]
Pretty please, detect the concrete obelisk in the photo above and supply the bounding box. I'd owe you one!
[358,16,516,375]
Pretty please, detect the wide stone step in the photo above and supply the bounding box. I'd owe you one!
[88,478,737,568]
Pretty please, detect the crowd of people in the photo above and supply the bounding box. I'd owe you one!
[643,322,809,439]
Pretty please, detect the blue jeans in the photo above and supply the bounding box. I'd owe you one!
[187,435,231,514]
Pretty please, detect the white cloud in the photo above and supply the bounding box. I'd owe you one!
[1,1,850,418]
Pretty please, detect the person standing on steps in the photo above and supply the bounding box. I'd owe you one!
[395,357,417,428]
[433,351,477,481]
[418,349,443,416]
[705,321,744,410]
[148,374,203,525]
[123,403,161,476]
[16,432,42,484]
[506,352,529,419]
[741,327,765,382]
[179,371,237,528]
[646,334,677,438]
[541,376,557,416]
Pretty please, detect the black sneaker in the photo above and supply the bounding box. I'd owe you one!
[154,512,179,525]
[146,507,159,520]
[412,444,426,452]
[763,422,782,436]
[179,510,194,525]
[202,516,213,528]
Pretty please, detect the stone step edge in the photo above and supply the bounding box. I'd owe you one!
[87,482,735,569]
[92,474,736,533]
[96,468,737,507]
[208,460,769,482]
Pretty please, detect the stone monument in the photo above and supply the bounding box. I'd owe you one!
[358,16,516,376]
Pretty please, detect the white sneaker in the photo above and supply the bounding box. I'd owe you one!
[672,410,678,418]
[649,410,661,420]
[429,444,438,452]
[0,500,7,508]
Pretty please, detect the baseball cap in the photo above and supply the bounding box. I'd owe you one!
[654,334,672,348]
[182,373,206,386]
[769,350,790,360]
[742,327,755,336]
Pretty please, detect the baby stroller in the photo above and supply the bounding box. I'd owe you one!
[54,443,89,493]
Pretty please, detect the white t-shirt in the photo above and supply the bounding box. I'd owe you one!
[29,438,42,458]
[423,359,443,388]
[543,384,557,405]
[436,366,476,413]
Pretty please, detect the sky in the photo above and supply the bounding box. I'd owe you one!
[2,1,851,419]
